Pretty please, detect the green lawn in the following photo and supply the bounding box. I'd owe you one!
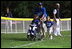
[1,31,71,48]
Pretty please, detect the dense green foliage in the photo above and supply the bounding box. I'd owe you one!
[1,1,71,18]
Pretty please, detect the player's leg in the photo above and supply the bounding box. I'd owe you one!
[42,16,48,39]
[40,16,48,39]
[39,20,45,39]
[40,21,43,35]
[42,23,47,38]
[27,30,31,40]
[49,27,53,39]
[57,28,62,36]
[53,27,58,36]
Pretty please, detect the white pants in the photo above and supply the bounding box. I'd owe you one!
[53,27,61,36]
[40,16,47,36]
[42,23,47,32]
[45,27,53,38]
[47,27,53,34]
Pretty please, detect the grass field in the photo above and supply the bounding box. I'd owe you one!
[1,31,71,48]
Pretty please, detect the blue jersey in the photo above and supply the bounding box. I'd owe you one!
[34,7,48,18]
[31,19,40,26]
[44,21,54,28]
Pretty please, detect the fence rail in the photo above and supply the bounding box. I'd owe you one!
[1,17,71,33]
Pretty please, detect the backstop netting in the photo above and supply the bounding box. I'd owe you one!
[1,17,71,33]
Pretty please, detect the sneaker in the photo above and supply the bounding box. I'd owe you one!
[54,34,57,36]
[59,34,62,37]
[50,36,53,40]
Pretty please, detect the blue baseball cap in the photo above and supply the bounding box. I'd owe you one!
[38,2,43,5]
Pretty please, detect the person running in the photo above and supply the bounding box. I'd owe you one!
[34,2,50,38]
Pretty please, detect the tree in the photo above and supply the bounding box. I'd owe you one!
[1,1,71,18]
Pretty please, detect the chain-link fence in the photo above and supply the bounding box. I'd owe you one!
[1,18,71,33]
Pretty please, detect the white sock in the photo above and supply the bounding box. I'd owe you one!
[50,35,53,39]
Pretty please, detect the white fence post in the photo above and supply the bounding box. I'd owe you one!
[15,21,17,33]
[67,21,69,30]
[23,21,25,33]
[1,18,71,33]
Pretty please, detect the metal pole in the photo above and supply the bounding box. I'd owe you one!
[23,21,25,33]
[67,21,69,31]
[10,20,12,33]
[6,20,9,33]
[15,21,17,33]
[5,20,7,34]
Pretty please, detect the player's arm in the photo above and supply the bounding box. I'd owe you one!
[53,9,57,18]
[53,17,57,23]
[58,17,61,21]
